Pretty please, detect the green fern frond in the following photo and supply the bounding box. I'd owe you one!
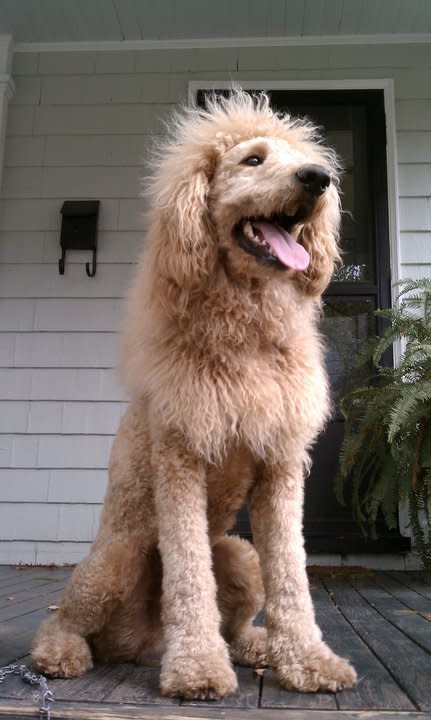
[336,278,431,570]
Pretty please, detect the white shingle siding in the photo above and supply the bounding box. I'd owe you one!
[0,42,430,565]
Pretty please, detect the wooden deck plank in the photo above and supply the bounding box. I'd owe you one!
[260,668,337,710]
[311,580,414,710]
[388,571,431,601]
[0,577,67,601]
[1,698,431,720]
[0,568,71,590]
[0,633,34,665]
[0,582,66,611]
[47,664,138,702]
[354,576,431,653]
[103,665,179,706]
[324,577,431,711]
[1,567,430,717]
[0,586,65,622]
[181,666,260,709]
[375,572,431,618]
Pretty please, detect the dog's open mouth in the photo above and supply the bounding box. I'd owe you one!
[235,214,310,271]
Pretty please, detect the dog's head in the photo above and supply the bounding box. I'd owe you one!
[148,91,341,311]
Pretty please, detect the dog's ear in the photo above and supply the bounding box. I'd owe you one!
[151,157,217,314]
[295,190,341,297]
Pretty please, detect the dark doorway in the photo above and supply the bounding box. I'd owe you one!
[197,88,409,554]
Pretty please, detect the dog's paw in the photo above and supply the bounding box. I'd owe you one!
[230,626,268,668]
[160,653,238,700]
[275,643,357,693]
[32,631,93,678]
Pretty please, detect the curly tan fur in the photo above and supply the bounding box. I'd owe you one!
[32,91,356,699]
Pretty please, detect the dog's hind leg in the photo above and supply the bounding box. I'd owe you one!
[213,535,268,668]
[32,533,143,678]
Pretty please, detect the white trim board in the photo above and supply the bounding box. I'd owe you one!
[0,35,15,192]
[14,32,431,53]
[188,79,401,309]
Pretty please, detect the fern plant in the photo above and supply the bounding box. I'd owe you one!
[335,278,431,570]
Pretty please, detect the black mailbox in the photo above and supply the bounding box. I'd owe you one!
[59,200,100,277]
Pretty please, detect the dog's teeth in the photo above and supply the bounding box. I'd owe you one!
[243,221,257,242]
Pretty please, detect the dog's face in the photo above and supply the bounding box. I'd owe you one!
[209,135,339,281]
[150,94,341,307]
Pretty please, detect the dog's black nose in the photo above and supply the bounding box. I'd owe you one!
[296,164,331,196]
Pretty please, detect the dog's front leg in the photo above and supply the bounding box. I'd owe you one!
[152,433,238,700]
[248,458,357,693]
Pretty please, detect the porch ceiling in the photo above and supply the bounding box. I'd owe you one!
[1,0,431,45]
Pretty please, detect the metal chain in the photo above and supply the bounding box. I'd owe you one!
[0,663,54,720]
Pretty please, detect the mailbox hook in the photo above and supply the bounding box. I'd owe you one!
[85,249,97,277]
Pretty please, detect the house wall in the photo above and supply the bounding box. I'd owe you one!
[0,42,430,565]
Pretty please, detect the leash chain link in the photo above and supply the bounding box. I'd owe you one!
[0,663,55,720]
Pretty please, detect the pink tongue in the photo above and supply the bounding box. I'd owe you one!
[254,221,310,271]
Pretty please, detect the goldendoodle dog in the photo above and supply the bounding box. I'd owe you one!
[32,91,357,699]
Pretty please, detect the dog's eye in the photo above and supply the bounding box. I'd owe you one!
[243,155,264,166]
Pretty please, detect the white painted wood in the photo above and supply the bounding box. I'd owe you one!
[0,231,144,263]
[0,541,40,565]
[35,541,91,564]
[13,34,431,53]
[397,132,431,163]
[0,469,50,501]
[4,136,45,166]
[95,51,135,74]
[0,502,98,541]
[399,198,431,231]
[0,198,120,231]
[34,299,124,331]
[12,52,39,76]
[9,165,143,198]
[0,369,124,401]
[38,51,97,75]
[26,401,126,434]
[10,76,41,105]
[33,103,173,135]
[40,74,186,105]
[399,263,431,281]
[0,468,108,502]
[396,100,431,131]
[400,232,431,264]
[0,333,14,365]
[43,134,156,167]
[5,104,34,135]
[398,165,431,197]
[0,264,132,298]
[0,401,29,432]
[0,35,15,189]
[0,300,36,330]
[12,333,120,367]
[37,435,114,469]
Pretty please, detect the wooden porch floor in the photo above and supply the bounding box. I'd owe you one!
[0,565,431,720]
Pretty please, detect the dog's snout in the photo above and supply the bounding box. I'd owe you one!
[296,164,331,196]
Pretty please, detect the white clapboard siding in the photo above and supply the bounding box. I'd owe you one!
[400,233,431,265]
[11,333,120,367]
[0,231,145,263]
[0,369,123,401]
[0,469,108,502]
[0,264,133,298]
[1,41,431,565]
[0,400,125,433]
